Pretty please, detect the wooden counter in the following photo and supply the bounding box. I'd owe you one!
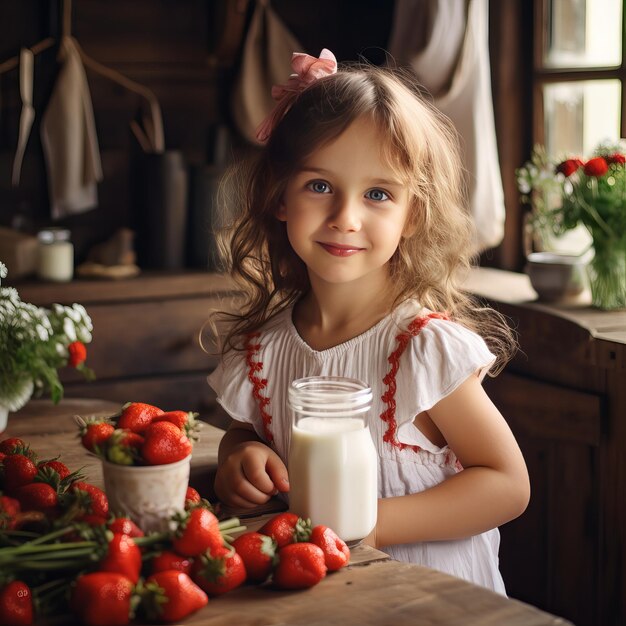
[465,267,626,626]
[3,399,570,626]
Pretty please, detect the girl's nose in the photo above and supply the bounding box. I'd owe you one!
[328,197,361,232]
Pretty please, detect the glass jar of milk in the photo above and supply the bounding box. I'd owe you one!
[37,228,74,282]
[287,376,378,547]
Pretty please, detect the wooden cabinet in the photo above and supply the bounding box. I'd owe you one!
[467,269,626,626]
[15,272,239,427]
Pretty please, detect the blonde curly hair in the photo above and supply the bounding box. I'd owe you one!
[213,64,515,373]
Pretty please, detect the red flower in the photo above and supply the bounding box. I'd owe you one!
[606,153,626,164]
[556,159,582,177]
[583,157,609,177]
[68,341,87,367]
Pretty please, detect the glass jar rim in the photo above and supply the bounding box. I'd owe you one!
[38,227,71,244]
[288,376,372,416]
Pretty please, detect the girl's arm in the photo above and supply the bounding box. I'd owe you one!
[368,374,530,548]
[214,420,290,508]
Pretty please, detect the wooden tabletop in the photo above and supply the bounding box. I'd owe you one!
[4,399,571,626]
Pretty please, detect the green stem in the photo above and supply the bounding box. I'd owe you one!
[0,547,97,564]
[0,540,96,558]
[0,530,41,539]
[218,518,243,532]
[134,532,169,547]
[27,526,76,546]
[16,559,94,570]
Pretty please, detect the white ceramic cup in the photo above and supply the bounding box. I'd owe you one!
[101,455,191,533]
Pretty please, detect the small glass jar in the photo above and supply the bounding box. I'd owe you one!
[37,228,73,282]
[287,376,378,546]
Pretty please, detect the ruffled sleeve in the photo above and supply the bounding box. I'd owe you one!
[207,350,260,431]
[394,318,496,444]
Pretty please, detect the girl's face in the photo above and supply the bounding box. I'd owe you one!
[278,117,412,290]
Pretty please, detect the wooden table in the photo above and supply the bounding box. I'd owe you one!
[4,399,571,626]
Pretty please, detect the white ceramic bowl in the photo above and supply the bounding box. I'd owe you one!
[525,252,587,302]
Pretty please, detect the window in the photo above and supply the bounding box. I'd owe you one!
[534,0,624,157]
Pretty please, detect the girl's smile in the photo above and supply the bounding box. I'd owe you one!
[317,241,365,256]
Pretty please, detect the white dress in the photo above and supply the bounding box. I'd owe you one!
[208,299,506,594]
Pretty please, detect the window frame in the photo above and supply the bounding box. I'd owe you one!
[532,0,626,149]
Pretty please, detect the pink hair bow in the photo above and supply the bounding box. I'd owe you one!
[255,48,337,143]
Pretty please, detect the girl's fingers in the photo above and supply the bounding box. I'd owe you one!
[265,454,290,493]
[241,454,276,495]
[216,467,270,507]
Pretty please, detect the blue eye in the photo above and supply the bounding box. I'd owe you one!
[366,188,389,202]
[307,181,331,194]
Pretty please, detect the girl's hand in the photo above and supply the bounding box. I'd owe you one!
[214,440,290,508]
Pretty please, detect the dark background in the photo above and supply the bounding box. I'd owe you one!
[0,0,531,270]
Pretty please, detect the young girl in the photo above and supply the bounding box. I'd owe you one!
[208,49,529,593]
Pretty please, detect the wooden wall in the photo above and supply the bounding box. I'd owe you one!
[0,0,530,269]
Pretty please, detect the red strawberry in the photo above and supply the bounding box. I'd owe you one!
[2,454,38,495]
[117,402,163,434]
[0,580,33,626]
[141,421,192,466]
[309,525,350,571]
[0,438,26,455]
[185,486,201,509]
[68,340,87,367]
[70,481,109,518]
[108,517,144,538]
[37,459,70,480]
[191,545,246,596]
[151,550,192,575]
[106,430,144,465]
[99,533,142,584]
[232,531,277,583]
[259,512,311,548]
[172,507,223,557]
[80,421,115,453]
[143,570,208,623]
[153,411,200,438]
[71,572,135,626]
[0,495,21,530]
[153,410,191,430]
[15,482,58,514]
[273,543,327,590]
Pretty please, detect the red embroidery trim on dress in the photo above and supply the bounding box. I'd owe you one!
[380,313,449,454]
[245,332,274,443]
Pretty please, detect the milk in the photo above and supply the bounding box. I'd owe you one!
[288,416,378,544]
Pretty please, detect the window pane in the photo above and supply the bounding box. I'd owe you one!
[544,0,622,67]
[543,80,621,157]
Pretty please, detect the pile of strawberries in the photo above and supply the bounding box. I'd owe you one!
[1,433,352,625]
[233,512,350,590]
[77,401,200,466]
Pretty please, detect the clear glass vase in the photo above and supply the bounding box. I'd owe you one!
[588,242,626,310]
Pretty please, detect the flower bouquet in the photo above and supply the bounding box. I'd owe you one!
[0,262,94,426]
[518,142,626,309]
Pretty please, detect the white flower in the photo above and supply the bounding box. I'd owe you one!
[77,327,92,343]
[63,317,77,342]
[1,266,94,406]
[36,324,50,341]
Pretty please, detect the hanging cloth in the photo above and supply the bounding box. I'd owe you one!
[389,0,505,252]
[11,48,36,187]
[231,0,303,144]
[40,35,103,219]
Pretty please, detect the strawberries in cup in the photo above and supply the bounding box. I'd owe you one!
[76,401,199,466]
